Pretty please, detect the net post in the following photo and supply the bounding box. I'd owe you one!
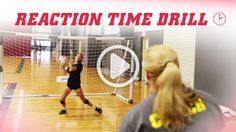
[141,36,149,98]
[128,53,134,104]
[0,33,3,104]
[141,36,149,82]
[68,28,73,60]
[78,40,82,53]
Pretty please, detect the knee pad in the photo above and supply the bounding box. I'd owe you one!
[60,100,65,104]
[83,99,89,104]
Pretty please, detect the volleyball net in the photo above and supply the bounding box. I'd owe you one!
[0,31,135,103]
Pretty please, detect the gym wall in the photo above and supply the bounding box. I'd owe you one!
[164,27,196,88]
[195,27,236,109]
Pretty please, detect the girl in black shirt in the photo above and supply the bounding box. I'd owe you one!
[59,53,102,114]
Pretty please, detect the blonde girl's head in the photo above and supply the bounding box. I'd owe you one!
[143,45,197,131]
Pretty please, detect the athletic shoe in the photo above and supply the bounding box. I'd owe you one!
[59,109,67,115]
[94,106,102,113]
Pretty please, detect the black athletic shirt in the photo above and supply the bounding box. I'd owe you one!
[67,63,83,86]
[118,89,226,132]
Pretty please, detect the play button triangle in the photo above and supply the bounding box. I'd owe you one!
[110,53,130,79]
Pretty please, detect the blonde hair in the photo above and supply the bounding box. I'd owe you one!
[143,45,198,131]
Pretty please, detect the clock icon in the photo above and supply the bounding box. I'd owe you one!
[213,12,226,26]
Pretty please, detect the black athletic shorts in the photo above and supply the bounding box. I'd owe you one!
[67,83,81,90]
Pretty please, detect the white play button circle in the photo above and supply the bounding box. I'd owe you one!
[96,45,140,88]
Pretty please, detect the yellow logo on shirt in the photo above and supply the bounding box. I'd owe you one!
[149,98,207,129]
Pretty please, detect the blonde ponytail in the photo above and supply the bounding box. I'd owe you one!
[143,45,198,131]
[154,62,190,131]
